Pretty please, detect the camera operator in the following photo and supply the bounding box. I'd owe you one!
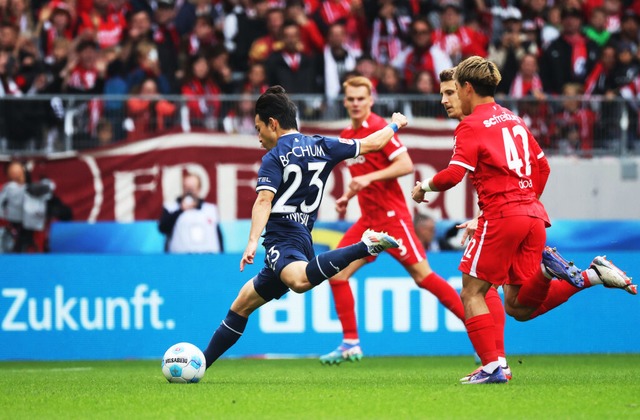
[0,160,72,252]
[158,172,223,254]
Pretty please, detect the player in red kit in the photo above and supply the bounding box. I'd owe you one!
[435,66,636,383]
[413,57,636,384]
[319,76,466,365]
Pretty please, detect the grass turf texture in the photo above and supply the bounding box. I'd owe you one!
[2,355,639,419]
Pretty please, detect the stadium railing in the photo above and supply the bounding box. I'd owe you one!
[0,93,638,157]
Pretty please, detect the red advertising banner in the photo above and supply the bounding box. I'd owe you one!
[0,132,476,222]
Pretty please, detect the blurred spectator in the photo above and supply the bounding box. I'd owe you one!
[63,39,106,94]
[540,7,599,95]
[224,0,269,72]
[7,0,34,35]
[540,4,562,49]
[610,10,640,55]
[185,14,218,57]
[620,70,640,149]
[602,0,623,34]
[507,53,545,100]
[125,77,177,140]
[413,213,439,252]
[0,22,20,53]
[209,44,235,93]
[265,19,321,94]
[393,16,451,89]
[76,0,127,49]
[151,0,181,92]
[369,0,412,65]
[94,117,114,147]
[432,2,488,64]
[181,53,221,131]
[584,44,619,97]
[0,160,72,253]
[489,9,538,95]
[353,55,379,92]
[35,1,75,63]
[517,97,550,148]
[323,22,360,116]
[285,0,324,54]
[126,40,172,94]
[583,7,611,47]
[375,63,405,115]
[241,61,268,94]
[222,90,256,134]
[249,7,284,64]
[408,70,443,118]
[158,172,223,254]
[550,83,596,155]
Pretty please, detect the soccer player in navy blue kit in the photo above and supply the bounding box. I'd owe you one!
[202,86,408,368]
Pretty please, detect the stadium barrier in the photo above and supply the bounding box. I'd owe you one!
[0,93,638,157]
[1,251,638,361]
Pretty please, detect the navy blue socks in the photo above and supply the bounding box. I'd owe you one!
[203,309,248,368]
[305,242,369,286]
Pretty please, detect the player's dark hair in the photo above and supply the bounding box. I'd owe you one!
[255,85,298,130]
[439,67,456,83]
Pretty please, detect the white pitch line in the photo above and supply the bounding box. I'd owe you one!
[4,367,93,373]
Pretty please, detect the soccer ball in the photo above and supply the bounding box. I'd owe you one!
[161,342,206,383]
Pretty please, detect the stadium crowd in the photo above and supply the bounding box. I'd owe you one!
[0,0,640,153]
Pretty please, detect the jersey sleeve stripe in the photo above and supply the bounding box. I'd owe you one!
[256,185,277,194]
[354,139,361,157]
[450,160,475,171]
[537,151,545,159]
[387,146,407,161]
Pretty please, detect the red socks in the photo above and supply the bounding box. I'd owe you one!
[485,287,506,358]
[419,272,465,321]
[517,268,551,308]
[465,313,500,365]
[329,280,359,340]
[529,280,581,319]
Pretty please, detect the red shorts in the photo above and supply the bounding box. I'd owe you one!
[337,213,425,266]
[458,215,546,286]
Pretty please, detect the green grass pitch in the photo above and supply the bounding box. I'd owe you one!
[2,355,639,419]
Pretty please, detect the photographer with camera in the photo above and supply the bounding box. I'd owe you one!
[158,172,223,254]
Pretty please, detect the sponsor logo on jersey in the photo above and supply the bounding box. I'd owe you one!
[519,179,533,189]
[279,145,326,166]
[482,111,521,127]
[345,155,366,166]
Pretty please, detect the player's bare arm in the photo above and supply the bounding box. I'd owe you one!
[350,151,413,194]
[358,112,408,154]
[240,190,274,272]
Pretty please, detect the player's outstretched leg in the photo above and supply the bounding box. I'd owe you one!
[361,229,399,256]
[541,246,583,286]
[590,256,637,295]
[305,229,398,287]
[320,341,363,365]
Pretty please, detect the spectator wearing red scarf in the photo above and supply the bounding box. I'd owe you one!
[540,7,599,95]
[181,53,221,130]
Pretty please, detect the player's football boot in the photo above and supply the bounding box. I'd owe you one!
[361,229,399,256]
[461,366,508,385]
[590,256,637,295]
[542,246,584,287]
[460,365,512,382]
[319,342,363,365]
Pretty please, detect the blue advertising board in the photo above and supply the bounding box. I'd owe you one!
[1,252,638,361]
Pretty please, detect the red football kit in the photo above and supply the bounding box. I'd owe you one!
[339,112,425,265]
[434,102,551,285]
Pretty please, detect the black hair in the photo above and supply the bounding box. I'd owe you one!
[255,85,298,130]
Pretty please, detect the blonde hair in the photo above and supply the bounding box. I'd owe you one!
[342,75,373,96]
[455,56,502,97]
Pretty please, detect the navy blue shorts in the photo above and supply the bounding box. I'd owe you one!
[252,234,315,301]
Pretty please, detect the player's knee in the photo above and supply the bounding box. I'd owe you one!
[289,280,312,294]
[505,306,528,322]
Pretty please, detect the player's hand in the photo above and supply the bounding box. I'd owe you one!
[456,217,478,246]
[335,196,349,214]
[240,241,258,272]
[411,181,428,203]
[349,175,370,193]
[391,112,408,129]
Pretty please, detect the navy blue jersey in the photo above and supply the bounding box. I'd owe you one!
[256,133,360,236]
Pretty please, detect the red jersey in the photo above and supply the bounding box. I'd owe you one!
[450,102,550,225]
[340,113,410,221]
